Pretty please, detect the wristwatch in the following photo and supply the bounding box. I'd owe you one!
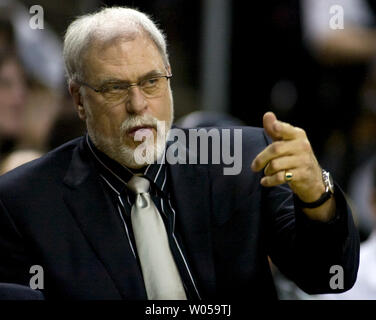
[295,169,334,209]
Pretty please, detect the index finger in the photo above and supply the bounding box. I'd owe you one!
[270,120,304,141]
[251,139,297,172]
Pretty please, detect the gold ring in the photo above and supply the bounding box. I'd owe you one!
[285,171,293,182]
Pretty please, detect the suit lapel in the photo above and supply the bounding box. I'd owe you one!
[168,140,216,298]
[62,140,146,299]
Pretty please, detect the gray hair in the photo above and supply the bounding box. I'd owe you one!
[63,6,169,84]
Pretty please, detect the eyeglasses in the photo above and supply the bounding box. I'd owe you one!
[76,74,172,106]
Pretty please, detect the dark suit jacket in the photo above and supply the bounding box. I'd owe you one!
[0,127,359,300]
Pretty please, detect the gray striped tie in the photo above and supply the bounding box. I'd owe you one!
[127,175,187,300]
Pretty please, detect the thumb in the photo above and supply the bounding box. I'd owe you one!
[263,111,281,141]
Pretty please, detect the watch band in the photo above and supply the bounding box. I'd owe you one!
[295,190,332,209]
[295,169,334,209]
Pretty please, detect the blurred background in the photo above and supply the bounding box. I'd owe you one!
[0,0,375,299]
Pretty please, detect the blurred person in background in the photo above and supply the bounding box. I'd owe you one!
[301,0,376,194]
[0,13,24,157]
[0,149,42,175]
[0,0,64,155]
[0,48,27,157]
[298,0,376,244]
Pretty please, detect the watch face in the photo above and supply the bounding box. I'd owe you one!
[323,170,334,194]
[328,174,334,194]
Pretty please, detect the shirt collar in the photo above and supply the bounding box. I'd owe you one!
[84,134,168,197]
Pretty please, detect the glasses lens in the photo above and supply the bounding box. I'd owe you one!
[100,76,169,106]
[140,76,167,98]
[102,84,128,105]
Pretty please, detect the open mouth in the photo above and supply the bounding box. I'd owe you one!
[126,125,155,138]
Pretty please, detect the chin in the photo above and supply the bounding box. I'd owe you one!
[88,115,171,169]
[119,139,165,169]
[119,145,147,169]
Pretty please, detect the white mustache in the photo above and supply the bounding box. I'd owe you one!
[120,114,159,134]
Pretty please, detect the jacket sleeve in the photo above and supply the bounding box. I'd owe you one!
[265,177,360,294]
[0,198,32,286]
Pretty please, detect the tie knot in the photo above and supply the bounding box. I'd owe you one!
[127,175,150,195]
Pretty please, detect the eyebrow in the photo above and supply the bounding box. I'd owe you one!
[98,70,165,87]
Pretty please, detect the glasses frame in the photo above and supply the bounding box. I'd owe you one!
[75,74,173,96]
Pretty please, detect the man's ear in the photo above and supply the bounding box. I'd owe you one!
[69,81,86,121]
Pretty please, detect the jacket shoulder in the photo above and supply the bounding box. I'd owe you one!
[0,137,83,196]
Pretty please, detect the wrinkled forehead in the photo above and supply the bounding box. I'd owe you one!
[81,33,165,81]
[88,28,139,52]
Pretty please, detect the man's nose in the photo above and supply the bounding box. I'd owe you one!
[126,86,147,114]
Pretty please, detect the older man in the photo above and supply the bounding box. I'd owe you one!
[0,7,359,300]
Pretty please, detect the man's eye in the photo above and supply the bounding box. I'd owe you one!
[143,78,159,87]
[103,84,126,93]
[111,84,125,90]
